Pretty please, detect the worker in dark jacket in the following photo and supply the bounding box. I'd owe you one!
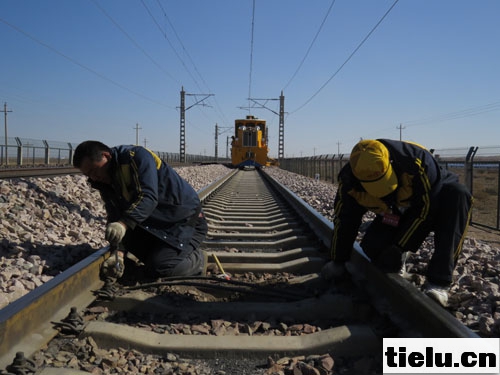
[322,139,473,307]
[73,140,207,280]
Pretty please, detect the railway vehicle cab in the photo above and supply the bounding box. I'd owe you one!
[231,115,270,168]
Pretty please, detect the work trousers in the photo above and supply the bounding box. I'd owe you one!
[122,213,208,277]
[361,182,473,286]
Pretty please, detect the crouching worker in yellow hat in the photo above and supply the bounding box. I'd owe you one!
[322,139,473,307]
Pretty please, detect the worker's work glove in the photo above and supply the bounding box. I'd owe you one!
[105,222,127,245]
[373,244,404,273]
[321,261,347,281]
[101,250,125,279]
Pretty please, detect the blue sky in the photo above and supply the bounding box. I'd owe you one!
[1,0,499,157]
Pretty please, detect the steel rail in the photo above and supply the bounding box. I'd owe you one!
[0,248,108,369]
[0,166,80,179]
[0,167,478,374]
[261,169,478,338]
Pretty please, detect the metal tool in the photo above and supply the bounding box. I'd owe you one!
[212,253,230,280]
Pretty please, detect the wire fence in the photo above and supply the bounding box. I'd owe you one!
[0,137,229,167]
[3,136,497,230]
[279,146,500,231]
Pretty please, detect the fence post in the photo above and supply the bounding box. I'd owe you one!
[68,143,74,166]
[43,140,50,165]
[15,137,22,166]
[464,146,478,195]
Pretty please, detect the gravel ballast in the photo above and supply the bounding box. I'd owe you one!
[1,165,499,337]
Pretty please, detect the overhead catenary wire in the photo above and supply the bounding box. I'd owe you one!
[95,0,225,129]
[90,0,180,86]
[289,0,400,116]
[141,0,230,128]
[328,100,500,152]
[0,17,173,109]
[282,0,337,91]
[140,0,202,94]
[247,0,256,114]
[154,0,230,127]
[154,0,207,94]
[402,100,500,127]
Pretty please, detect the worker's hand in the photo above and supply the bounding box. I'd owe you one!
[101,250,125,279]
[320,261,347,281]
[373,245,404,273]
[105,222,127,245]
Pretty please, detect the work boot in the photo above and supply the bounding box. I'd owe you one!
[398,252,410,279]
[424,283,449,307]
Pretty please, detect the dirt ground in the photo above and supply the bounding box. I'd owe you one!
[467,224,500,248]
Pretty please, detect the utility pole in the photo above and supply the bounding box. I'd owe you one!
[242,91,285,160]
[1,103,13,165]
[178,86,214,163]
[133,123,142,145]
[214,124,232,162]
[337,141,341,156]
[397,123,405,141]
[143,138,147,148]
[214,123,218,162]
[278,91,284,160]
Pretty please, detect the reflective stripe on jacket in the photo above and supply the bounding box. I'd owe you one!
[90,145,201,249]
[330,139,459,261]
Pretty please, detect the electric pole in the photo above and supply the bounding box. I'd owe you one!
[242,91,285,160]
[214,123,232,162]
[178,86,214,163]
[397,123,405,141]
[1,103,12,165]
[133,123,142,145]
[278,91,284,160]
[214,123,218,162]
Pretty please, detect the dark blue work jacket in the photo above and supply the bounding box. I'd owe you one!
[89,145,202,250]
[330,139,459,262]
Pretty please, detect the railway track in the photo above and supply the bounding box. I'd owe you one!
[0,166,80,179]
[0,168,478,374]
